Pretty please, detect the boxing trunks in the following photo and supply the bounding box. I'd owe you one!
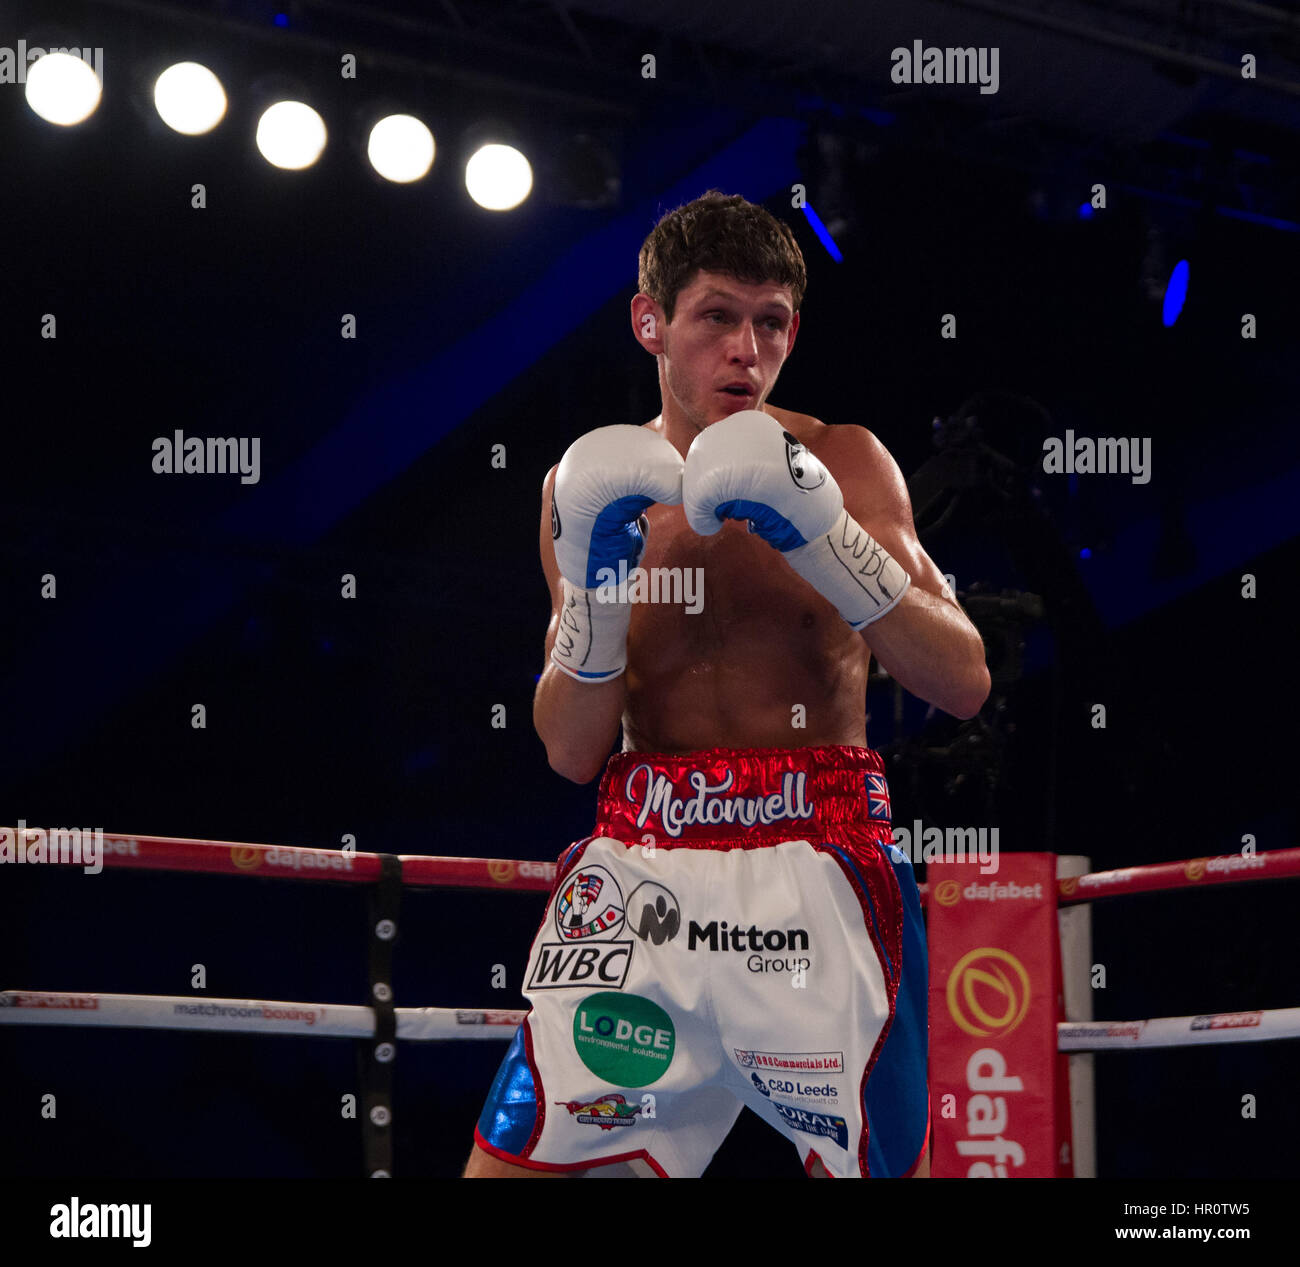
[474,745,929,1177]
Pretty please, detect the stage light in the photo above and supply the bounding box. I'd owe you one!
[465,143,532,211]
[1161,259,1189,327]
[800,201,843,262]
[25,51,101,126]
[367,114,435,183]
[255,100,327,170]
[153,62,227,135]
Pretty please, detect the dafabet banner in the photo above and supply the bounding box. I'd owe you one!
[927,855,1072,1177]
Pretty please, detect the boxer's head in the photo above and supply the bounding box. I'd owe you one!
[633,191,805,431]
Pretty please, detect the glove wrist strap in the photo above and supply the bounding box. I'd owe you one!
[550,577,631,682]
[786,507,911,629]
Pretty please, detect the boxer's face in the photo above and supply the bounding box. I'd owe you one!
[654,270,799,430]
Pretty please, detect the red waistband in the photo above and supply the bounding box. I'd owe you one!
[593,745,893,846]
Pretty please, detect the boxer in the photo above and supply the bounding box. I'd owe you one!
[464,191,989,1177]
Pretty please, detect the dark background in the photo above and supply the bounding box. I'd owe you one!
[1,0,1297,1179]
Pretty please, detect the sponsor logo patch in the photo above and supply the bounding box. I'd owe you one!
[556,1093,642,1130]
[527,940,633,990]
[750,1075,840,1106]
[770,1101,849,1149]
[1190,1012,1262,1031]
[555,865,625,941]
[573,992,675,1087]
[733,1049,845,1074]
[625,882,680,945]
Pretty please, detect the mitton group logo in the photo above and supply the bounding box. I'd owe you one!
[625,881,680,944]
[946,947,1031,1038]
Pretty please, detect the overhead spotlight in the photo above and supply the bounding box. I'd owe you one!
[255,100,327,170]
[465,142,533,211]
[153,62,227,135]
[25,51,102,126]
[367,114,435,184]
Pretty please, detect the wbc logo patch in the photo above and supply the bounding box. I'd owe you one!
[555,866,626,941]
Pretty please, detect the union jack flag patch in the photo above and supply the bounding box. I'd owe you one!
[865,772,892,821]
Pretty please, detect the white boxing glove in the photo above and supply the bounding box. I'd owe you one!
[550,425,684,681]
[682,410,910,629]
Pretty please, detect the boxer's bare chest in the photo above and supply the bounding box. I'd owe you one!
[620,409,871,752]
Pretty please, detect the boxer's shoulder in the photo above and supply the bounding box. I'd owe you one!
[763,403,824,445]
[765,406,892,478]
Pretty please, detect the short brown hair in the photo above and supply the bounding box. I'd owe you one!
[637,190,807,324]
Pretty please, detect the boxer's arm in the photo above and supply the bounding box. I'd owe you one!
[822,426,990,719]
[533,465,626,784]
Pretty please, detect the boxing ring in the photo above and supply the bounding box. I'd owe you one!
[4,826,1298,1177]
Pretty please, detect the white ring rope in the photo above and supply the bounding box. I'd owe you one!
[0,990,524,1040]
[1058,1006,1300,1051]
[7,990,1299,1051]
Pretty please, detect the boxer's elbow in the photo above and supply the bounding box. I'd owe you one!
[535,703,607,783]
[950,660,992,720]
[544,742,606,785]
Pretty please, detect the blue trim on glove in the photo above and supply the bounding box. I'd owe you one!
[586,495,654,588]
[715,498,808,552]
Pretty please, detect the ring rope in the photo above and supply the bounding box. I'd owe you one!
[6,990,1296,1052]
[0,991,525,1039]
[4,826,1296,903]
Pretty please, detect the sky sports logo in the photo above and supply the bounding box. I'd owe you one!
[1190,1012,1261,1031]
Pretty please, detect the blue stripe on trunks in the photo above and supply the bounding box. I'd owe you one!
[864,844,929,1177]
[476,1025,538,1157]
